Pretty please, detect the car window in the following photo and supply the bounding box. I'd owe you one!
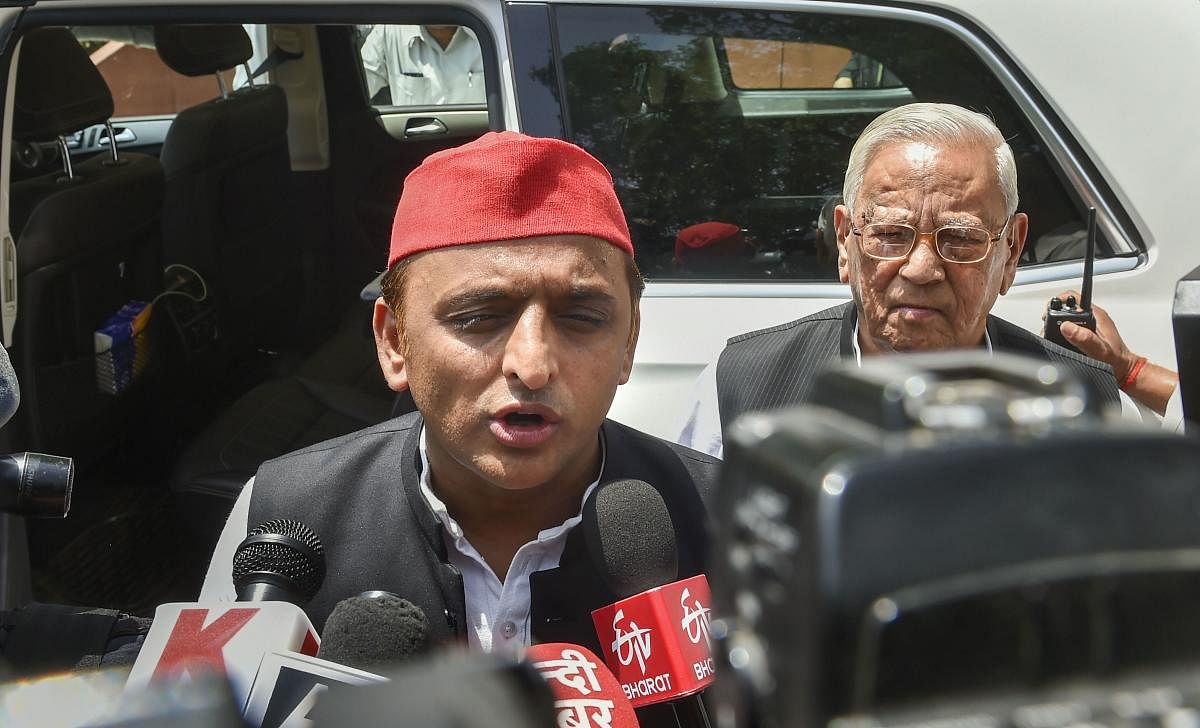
[551,5,1118,282]
[72,25,267,118]
[354,24,486,109]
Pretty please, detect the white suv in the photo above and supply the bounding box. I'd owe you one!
[0,0,1195,609]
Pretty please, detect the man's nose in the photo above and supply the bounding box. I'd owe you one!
[899,232,946,284]
[501,308,557,390]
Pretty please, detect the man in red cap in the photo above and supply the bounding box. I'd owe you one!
[200,132,716,659]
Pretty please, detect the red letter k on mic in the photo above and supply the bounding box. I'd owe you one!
[153,608,258,679]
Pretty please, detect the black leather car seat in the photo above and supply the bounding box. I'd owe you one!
[154,24,300,356]
[9,27,164,458]
[170,300,402,542]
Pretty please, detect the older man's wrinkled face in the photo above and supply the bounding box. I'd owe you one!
[835,141,1028,354]
[373,235,639,494]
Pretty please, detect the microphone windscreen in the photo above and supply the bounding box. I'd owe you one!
[232,519,325,604]
[0,345,19,429]
[316,592,430,671]
[582,478,678,598]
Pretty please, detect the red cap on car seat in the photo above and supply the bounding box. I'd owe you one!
[674,221,746,264]
[388,131,633,268]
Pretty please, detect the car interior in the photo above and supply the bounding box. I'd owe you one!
[6,17,488,614]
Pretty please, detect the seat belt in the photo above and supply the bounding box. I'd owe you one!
[248,46,302,80]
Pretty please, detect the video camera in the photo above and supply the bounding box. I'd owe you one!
[711,351,1200,728]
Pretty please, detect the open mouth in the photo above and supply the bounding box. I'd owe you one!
[490,407,560,448]
[504,412,545,426]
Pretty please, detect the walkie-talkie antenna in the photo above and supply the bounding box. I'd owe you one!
[1080,206,1096,311]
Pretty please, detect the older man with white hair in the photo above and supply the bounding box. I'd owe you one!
[677,102,1120,458]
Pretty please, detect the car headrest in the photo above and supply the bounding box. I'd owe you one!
[13,28,114,142]
[154,24,251,77]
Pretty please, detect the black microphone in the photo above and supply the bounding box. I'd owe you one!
[584,479,714,728]
[0,344,73,518]
[582,478,679,598]
[126,520,326,707]
[233,518,326,604]
[316,591,431,672]
[310,650,557,728]
[242,592,431,727]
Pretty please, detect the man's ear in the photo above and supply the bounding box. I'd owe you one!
[834,203,852,284]
[998,212,1029,295]
[373,297,410,392]
[618,302,641,386]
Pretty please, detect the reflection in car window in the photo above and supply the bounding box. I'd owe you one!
[552,5,1116,282]
[724,40,901,90]
[355,24,485,108]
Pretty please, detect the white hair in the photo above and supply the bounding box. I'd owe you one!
[842,102,1018,220]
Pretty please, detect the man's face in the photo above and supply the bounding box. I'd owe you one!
[835,141,1028,353]
[373,235,639,493]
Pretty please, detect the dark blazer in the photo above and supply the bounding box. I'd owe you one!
[715,301,1121,429]
[248,411,718,656]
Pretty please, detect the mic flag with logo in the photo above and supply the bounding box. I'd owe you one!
[526,642,640,728]
[590,574,715,708]
[124,602,320,711]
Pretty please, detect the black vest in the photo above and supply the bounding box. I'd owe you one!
[248,411,718,656]
[716,302,1121,429]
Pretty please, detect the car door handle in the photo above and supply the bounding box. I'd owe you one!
[404,117,448,138]
[98,127,137,145]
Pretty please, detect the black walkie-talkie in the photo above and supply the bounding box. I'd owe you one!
[1044,207,1097,353]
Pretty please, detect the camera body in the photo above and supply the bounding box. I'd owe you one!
[710,351,1200,728]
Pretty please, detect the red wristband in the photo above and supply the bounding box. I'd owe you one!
[1120,356,1148,391]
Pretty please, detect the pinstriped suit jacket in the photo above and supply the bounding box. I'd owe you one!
[714,302,1120,430]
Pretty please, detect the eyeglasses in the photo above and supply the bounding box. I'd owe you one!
[849,217,1013,264]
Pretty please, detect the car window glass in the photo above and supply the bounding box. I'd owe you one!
[552,6,1117,282]
[354,24,486,108]
[71,25,268,118]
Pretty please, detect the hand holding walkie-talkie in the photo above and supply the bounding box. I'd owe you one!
[1044,207,1098,353]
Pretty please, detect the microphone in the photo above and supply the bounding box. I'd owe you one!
[0,344,74,518]
[233,518,326,603]
[242,591,431,728]
[526,642,640,728]
[316,590,430,671]
[584,480,715,724]
[124,520,325,709]
[309,649,557,728]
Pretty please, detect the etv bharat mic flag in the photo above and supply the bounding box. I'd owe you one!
[591,574,716,708]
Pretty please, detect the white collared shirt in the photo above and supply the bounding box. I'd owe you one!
[360,25,484,106]
[417,430,602,656]
[199,427,602,658]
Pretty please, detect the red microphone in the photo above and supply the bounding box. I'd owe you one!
[526,642,640,728]
[591,573,715,708]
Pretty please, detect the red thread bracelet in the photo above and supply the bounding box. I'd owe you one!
[1121,356,1148,391]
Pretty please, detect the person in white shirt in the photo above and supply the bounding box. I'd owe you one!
[359,24,484,106]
